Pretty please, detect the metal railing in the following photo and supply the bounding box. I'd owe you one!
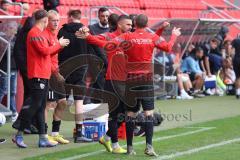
[201,0,240,29]
[223,0,240,10]
[0,15,22,111]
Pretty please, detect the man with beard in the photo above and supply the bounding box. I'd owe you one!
[85,7,110,104]
[77,15,132,154]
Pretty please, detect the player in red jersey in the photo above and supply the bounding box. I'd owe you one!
[43,10,70,145]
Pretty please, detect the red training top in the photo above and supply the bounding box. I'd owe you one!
[86,28,177,75]
[27,26,61,79]
[88,30,127,81]
[43,27,60,73]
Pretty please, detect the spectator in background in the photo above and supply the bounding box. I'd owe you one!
[43,0,59,12]
[215,26,229,49]
[181,47,205,98]
[0,0,10,11]
[182,43,195,60]
[222,40,234,58]
[171,43,194,99]
[21,2,30,16]
[217,57,236,92]
[86,7,110,104]
[108,13,119,32]
[202,38,222,76]
[231,38,240,99]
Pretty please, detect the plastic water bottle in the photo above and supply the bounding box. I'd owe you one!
[67,89,74,106]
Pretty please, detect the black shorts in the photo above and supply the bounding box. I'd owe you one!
[65,68,87,100]
[125,73,154,113]
[104,80,125,121]
[189,72,196,81]
[47,89,65,102]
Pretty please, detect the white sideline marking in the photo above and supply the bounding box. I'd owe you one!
[61,127,215,160]
[155,137,240,160]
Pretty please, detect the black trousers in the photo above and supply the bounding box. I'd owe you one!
[19,78,49,135]
[19,69,31,106]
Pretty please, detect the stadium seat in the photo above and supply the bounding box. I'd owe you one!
[224,10,240,18]
[166,10,201,19]
[203,0,229,8]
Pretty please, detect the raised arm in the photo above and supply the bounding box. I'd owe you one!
[153,27,180,52]
[155,21,170,36]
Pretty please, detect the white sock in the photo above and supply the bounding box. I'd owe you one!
[104,134,111,141]
[237,88,240,95]
[194,89,200,93]
[112,142,120,149]
[181,89,187,95]
[51,132,59,136]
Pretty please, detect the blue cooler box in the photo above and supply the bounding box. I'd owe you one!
[83,122,106,141]
[204,75,216,89]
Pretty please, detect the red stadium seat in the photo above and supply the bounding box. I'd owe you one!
[203,0,229,8]
[224,10,240,18]
[169,10,201,19]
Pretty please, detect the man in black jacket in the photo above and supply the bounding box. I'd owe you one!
[13,16,35,105]
[12,16,39,133]
[57,9,93,143]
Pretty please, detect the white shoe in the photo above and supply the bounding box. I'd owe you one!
[215,88,224,96]
[206,88,214,95]
[12,112,18,122]
[180,92,194,100]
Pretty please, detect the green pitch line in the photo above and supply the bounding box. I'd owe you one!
[175,142,240,160]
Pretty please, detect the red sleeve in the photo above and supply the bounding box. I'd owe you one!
[86,33,128,49]
[95,34,107,40]
[86,35,108,48]
[155,27,164,36]
[51,54,59,73]
[29,32,62,56]
[153,34,177,52]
